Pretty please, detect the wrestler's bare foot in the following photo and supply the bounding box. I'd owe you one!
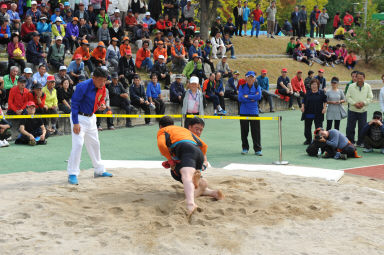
[187,203,198,218]
[192,170,201,189]
[214,190,224,200]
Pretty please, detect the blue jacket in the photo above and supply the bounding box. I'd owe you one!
[238,82,262,115]
[146,81,161,99]
[291,11,300,24]
[215,79,224,94]
[188,46,201,60]
[0,25,11,38]
[315,75,326,90]
[256,75,269,91]
[170,81,185,101]
[36,22,51,33]
[226,77,238,92]
[66,22,79,38]
[26,40,44,65]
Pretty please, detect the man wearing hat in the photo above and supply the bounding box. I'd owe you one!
[65,17,80,54]
[28,82,46,114]
[118,49,136,87]
[108,72,133,128]
[7,76,29,115]
[119,36,131,58]
[0,4,10,24]
[23,68,34,90]
[142,12,156,31]
[171,37,187,73]
[152,55,171,89]
[224,17,236,37]
[239,71,262,155]
[170,74,185,104]
[183,53,205,82]
[52,17,66,42]
[26,32,46,66]
[129,74,152,125]
[110,9,122,26]
[47,36,65,71]
[90,41,107,67]
[54,66,74,87]
[210,31,226,59]
[73,39,93,73]
[134,23,152,50]
[153,40,167,62]
[257,69,276,113]
[210,16,224,37]
[26,1,41,24]
[68,54,86,84]
[15,101,48,146]
[225,70,240,102]
[36,15,51,46]
[67,67,113,185]
[51,8,66,25]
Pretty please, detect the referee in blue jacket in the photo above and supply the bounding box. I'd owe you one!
[238,71,262,156]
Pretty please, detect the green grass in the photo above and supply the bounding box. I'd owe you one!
[1,103,383,175]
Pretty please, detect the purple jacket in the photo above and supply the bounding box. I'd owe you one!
[7,42,25,58]
[66,22,79,38]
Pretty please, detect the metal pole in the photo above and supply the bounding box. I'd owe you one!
[273,116,289,165]
[181,114,185,127]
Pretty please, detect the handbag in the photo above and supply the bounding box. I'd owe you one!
[340,106,347,119]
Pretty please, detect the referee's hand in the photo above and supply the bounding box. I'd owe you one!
[73,124,81,134]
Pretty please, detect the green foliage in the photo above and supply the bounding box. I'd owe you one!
[344,19,384,63]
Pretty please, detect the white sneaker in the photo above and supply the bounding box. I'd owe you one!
[2,140,9,147]
[331,63,335,68]
[0,140,6,147]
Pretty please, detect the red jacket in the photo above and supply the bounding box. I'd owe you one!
[344,54,357,65]
[135,47,151,68]
[28,91,46,109]
[343,14,354,26]
[291,76,306,93]
[125,15,137,26]
[21,23,36,38]
[8,86,29,112]
[333,14,340,28]
[156,20,165,30]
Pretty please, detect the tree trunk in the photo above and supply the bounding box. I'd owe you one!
[199,0,219,40]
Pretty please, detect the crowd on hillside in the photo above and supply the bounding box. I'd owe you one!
[1,0,384,158]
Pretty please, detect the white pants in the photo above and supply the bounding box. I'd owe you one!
[212,46,226,58]
[67,115,105,176]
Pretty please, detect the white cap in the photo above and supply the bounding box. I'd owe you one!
[56,35,63,40]
[59,66,67,71]
[55,17,62,22]
[145,11,151,16]
[314,40,319,44]
[24,68,33,74]
[190,76,199,84]
[158,55,165,59]
[114,9,120,13]
[31,1,37,5]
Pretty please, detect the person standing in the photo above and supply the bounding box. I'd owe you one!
[301,79,327,145]
[250,4,263,38]
[318,8,329,39]
[242,1,250,36]
[309,6,318,38]
[343,11,354,31]
[233,0,243,36]
[238,71,262,156]
[266,1,277,39]
[326,77,346,131]
[67,67,113,185]
[291,6,300,37]
[333,12,341,32]
[299,5,307,37]
[346,72,373,147]
[379,74,384,112]
[182,76,204,127]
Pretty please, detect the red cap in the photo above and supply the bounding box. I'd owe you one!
[281,68,288,72]
[297,70,302,73]
[26,101,36,107]
[1,4,7,9]
[143,23,148,28]
[47,75,55,81]
[318,69,324,73]
[74,54,82,60]
[261,69,267,74]
[238,79,246,86]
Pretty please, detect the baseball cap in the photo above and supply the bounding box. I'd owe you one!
[314,40,319,45]
[192,53,199,58]
[1,4,7,8]
[55,17,62,22]
[190,76,199,84]
[233,70,240,75]
[74,54,82,60]
[32,82,43,89]
[18,76,27,83]
[64,2,70,6]
[297,70,302,73]
[56,36,63,41]
[281,68,288,72]
[31,1,37,5]
[245,71,256,77]
[72,17,79,22]
[59,66,67,71]
[26,101,36,107]
[81,39,89,45]
[157,40,164,45]
[111,72,118,79]
[261,69,267,74]
[47,75,55,82]
[55,8,60,12]
[97,41,105,47]
[24,68,33,74]
[310,43,315,47]
[145,11,151,16]
[216,16,221,20]
[158,55,165,59]
[40,16,48,20]
[114,9,120,13]
[318,69,324,73]
[123,36,129,41]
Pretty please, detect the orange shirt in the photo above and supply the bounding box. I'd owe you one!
[73,46,90,61]
[91,47,106,61]
[171,44,185,57]
[291,76,306,93]
[157,125,208,161]
[153,47,168,61]
[135,47,151,68]
[120,44,132,57]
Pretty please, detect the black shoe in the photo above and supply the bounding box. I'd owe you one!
[270,109,275,113]
[340,154,347,160]
[126,123,133,128]
[164,85,170,90]
[303,140,311,145]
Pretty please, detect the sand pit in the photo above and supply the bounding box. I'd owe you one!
[1,167,384,255]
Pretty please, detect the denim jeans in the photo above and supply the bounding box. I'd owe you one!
[141,57,153,71]
[251,21,260,37]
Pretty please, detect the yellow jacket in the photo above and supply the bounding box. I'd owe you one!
[42,86,58,108]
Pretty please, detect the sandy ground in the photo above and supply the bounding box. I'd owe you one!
[0,167,384,255]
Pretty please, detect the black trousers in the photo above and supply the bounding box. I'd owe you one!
[202,57,215,73]
[153,98,165,115]
[325,143,356,158]
[8,58,26,74]
[96,108,114,128]
[326,120,340,131]
[158,74,171,86]
[131,100,151,124]
[304,118,323,143]
[364,136,384,149]
[48,58,64,72]
[319,24,326,38]
[292,22,300,36]
[299,22,306,37]
[235,17,243,36]
[240,114,261,152]
[111,98,132,126]
[261,90,274,111]
[346,110,367,145]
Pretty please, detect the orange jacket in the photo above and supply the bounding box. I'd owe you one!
[120,44,132,57]
[344,54,357,65]
[171,44,185,57]
[135,47,151,68]
[91,47,106,61]
[73,46,90,61]
[157,125,208,161]
[153,47,168,61]
[291,76,306,93]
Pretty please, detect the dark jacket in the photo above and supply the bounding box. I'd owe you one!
[299,9,307,23]
[109,27,124,42]
[210,21,224,37]
[135,28,150,41]
[79,24,92,38]
[361,122,384,138]
[291,11,300,24]
[86,10,97,25]
[310,10,317,24]
[26,40,44,65]
[118,57,136,76]
[129,84,147,102]
[74,10,90,22]
[151,62,169,77]
[108,82,127,105]
[170,81,185,101]
[233,6,242,18]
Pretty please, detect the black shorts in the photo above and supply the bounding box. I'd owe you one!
[170,142,204,183]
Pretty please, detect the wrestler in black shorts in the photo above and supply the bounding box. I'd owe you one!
[170,142,204,183]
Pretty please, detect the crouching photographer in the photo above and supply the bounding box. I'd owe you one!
[307,128,359,160]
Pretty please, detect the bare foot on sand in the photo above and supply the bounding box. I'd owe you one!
[192,171,201,189]
[214,190,225,200]
[187,203,198,218]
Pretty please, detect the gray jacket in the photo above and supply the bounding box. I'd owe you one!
[266,6,277,21]
[318,12,329,25]
[182,89,204,115]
